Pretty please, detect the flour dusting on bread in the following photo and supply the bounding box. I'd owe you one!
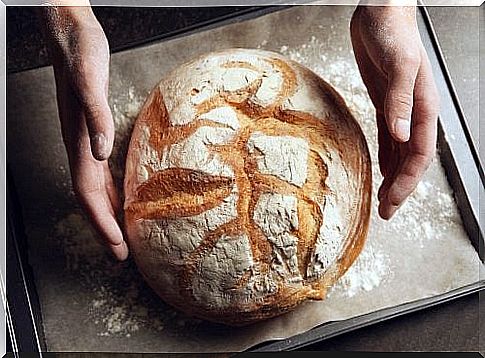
[124,49,372,325]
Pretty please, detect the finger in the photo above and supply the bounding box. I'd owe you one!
[376,111,402,206]
[103,161,122,213]
[72,157,128,261]
[75,78,114,162]
[379,148,427,219]
[85,98,114,162]
[66,110,128,260]
[407,49,440,156]
[384,55,420,143]
[377,112,398,179]
[380,52,439,219]
[353,31,397,182]
[69,36,114,162]
[378,174,395,202]
[351,40,400,205]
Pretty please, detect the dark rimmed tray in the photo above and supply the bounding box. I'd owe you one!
[5,5,484,354]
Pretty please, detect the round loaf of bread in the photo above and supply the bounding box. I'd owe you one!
[124,48,372,326]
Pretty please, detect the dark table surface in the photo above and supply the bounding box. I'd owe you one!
[6,5,484,353]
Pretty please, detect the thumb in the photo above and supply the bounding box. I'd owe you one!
[384,62,419,143]
[83,91,115,161]
[69,29,114,161]
[71,66,114,161]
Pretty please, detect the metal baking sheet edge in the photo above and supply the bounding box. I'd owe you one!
[6,168,46,356]
[249,281,485,352]
[251,5,485,351]
[419,6,484,262]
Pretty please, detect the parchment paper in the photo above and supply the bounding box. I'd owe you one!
[7,6,483,353]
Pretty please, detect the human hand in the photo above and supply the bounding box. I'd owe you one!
[40,3,128,260]
[350,5,440,220]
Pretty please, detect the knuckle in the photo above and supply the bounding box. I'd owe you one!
[390,49,420,69]
[72,180,102,199]
[400,165,421,182]
[68,67,106,115]
[412,141,435,159]
[413,151,434,168]
[383,49,420,78]
[387,91,413,113]
[83,100,102,118]
[393,93,413,107]
[401,51,421,68]
[430,88,441,110]
[387,176,417,207]
[418,82,440,109]
[76,92,105,121]
[387,191,402,207]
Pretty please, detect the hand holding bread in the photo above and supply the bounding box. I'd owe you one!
[41,4,439,275]
[40,4,129,260]
[350,5,440,220]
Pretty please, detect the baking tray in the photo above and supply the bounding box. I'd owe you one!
[5,5,484,353]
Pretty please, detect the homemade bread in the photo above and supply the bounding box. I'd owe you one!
[124,49,372,325]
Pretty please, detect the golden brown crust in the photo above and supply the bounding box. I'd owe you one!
[124,49,372,326]
[136,168,235,201]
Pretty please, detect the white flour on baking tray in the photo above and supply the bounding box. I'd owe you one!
[50,35,460,337]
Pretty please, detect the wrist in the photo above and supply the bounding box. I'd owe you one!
[41,5,96,33]
[40,2,97,41]
[39,4,99,62]
[354,4,416,24]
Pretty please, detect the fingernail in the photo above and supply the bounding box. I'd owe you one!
[378,201,391,220]
[91,133,108,160]
[395,118,411,142]
[378,198,394,220]
[112,240,129,261]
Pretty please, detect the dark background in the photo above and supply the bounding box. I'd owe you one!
[7,6,256,73]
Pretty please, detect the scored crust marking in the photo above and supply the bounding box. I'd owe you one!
[140,88,170,152]
[127,53,371,316]
[136,168,235,201]
[221,68,261,92]
[150,115,235,158]
[179,219,240,295]
[161,126,235,178]
[193,57,296,119]
[296,149,327,279]
[181,124,276,274]
[127,187,234,219]
[132,57,324,286]
[252,193,301,280]
[179,126,324,302]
